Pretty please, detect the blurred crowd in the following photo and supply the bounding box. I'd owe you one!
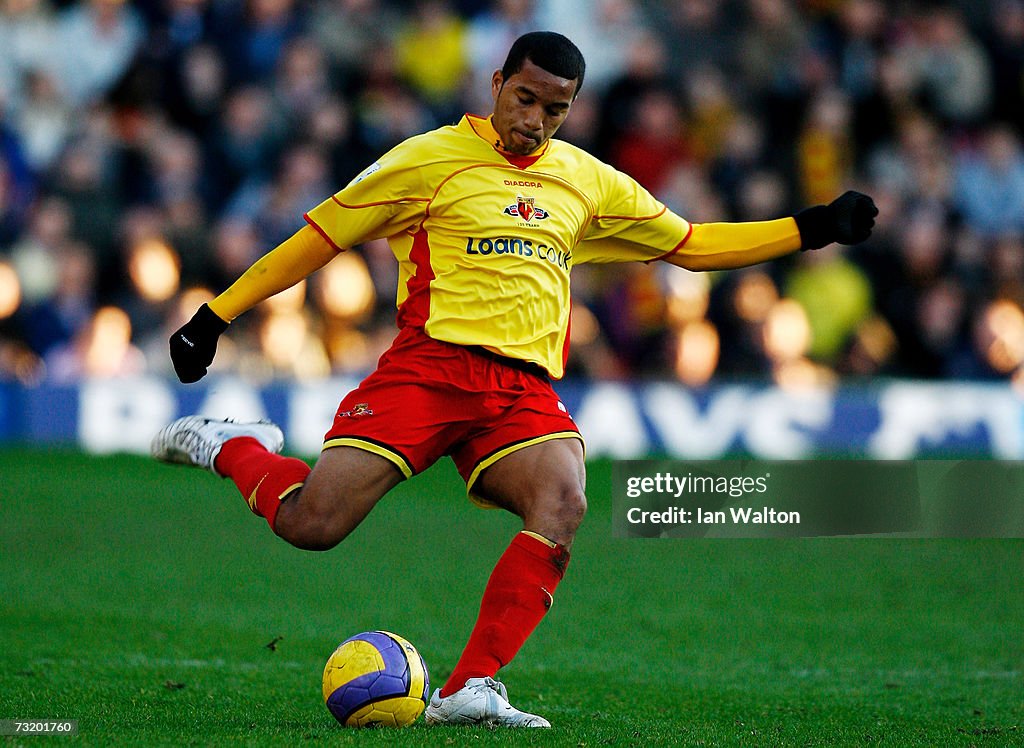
[2,0,1024,387]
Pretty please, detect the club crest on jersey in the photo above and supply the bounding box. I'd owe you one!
[338,402,373,418]
[504,195,549,224]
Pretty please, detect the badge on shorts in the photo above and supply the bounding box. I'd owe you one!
[338,403,374,418]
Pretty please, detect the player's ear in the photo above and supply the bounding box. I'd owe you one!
[491,69,504,101]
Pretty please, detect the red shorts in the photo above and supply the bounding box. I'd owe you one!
[323,326,582,504]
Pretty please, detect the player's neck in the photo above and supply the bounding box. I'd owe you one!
[465,114,547,169]
[482,115,545,157]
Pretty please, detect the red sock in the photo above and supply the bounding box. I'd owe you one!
[440,531,570,696]
[214,437,310,532]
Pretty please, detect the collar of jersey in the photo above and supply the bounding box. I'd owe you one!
[464,113,548,169]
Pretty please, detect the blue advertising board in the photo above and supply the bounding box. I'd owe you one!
[0,377,1021,459]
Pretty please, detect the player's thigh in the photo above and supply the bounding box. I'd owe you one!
[474,437,587,544]
[281,446,404,535]
[306,445,405,512]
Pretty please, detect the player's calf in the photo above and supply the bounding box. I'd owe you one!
[271,445,405,551]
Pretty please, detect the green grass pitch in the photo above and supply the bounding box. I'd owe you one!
[1,448,1021,746]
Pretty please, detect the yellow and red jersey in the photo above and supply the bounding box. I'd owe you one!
[305,114,691,379]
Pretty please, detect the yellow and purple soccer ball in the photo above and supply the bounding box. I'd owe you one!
[322,630,429,728]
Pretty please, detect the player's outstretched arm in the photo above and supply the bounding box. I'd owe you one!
[665,191,878,272]
[169,223,340,383]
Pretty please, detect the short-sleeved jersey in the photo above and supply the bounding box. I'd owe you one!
[305,114,691,379]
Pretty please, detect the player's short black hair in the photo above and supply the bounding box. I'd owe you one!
[501,31,586,98]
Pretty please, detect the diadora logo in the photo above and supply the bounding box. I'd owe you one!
[504,195,549,224]
[338,402,374,418]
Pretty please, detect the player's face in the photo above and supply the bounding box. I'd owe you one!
[491,60,576,155]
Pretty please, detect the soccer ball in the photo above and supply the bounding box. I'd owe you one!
[322,630,429,728]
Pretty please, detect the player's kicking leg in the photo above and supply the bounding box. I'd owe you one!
[425,437,586,728]
[151,415,402,550]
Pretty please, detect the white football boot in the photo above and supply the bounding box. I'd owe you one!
[151,416,284,476]
[424,677,551,728]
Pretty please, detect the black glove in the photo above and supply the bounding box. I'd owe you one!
[169,303,229,383]
[794,191,879,250]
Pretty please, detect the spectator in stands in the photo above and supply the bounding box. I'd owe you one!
[737,0,814,149]
[352,45,436,153]
[610,87,692,195]
[224,142,331,249]
[0,0,58,105]
[710,113,769,220]
[46,304,146,381]
[204,85,282,213]
[213,0,305,85]
[48,135,121,262]
[683,65,737,166]
[55,0,145,106]
[464,0,538,115]
[538,0,644,92]
[162,44,227,138]
[0,257,42,382]
[0,112,34,243]
[6,196,72,304]
[797,88,854,207]
[954,124,1024,237]
[830,0,891,156]
[594,30,671,161]
[272,38,332,126]
[299,95,364,187]
[10,69,72,173]
[784,249,874,366]
[650,0,735,78]
[900,5,992,129]
[393,0,468,121]
[20,240,97,358]
[310,0,401,88]
[986,0,1024,130]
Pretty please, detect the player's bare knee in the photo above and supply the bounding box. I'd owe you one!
[274,489,355,551]
[559,485,588,533]
[280,512,352,552]
[290,531,344,552]
[528,484,587,546]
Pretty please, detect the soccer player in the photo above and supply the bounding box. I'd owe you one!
[152,32,877,727]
